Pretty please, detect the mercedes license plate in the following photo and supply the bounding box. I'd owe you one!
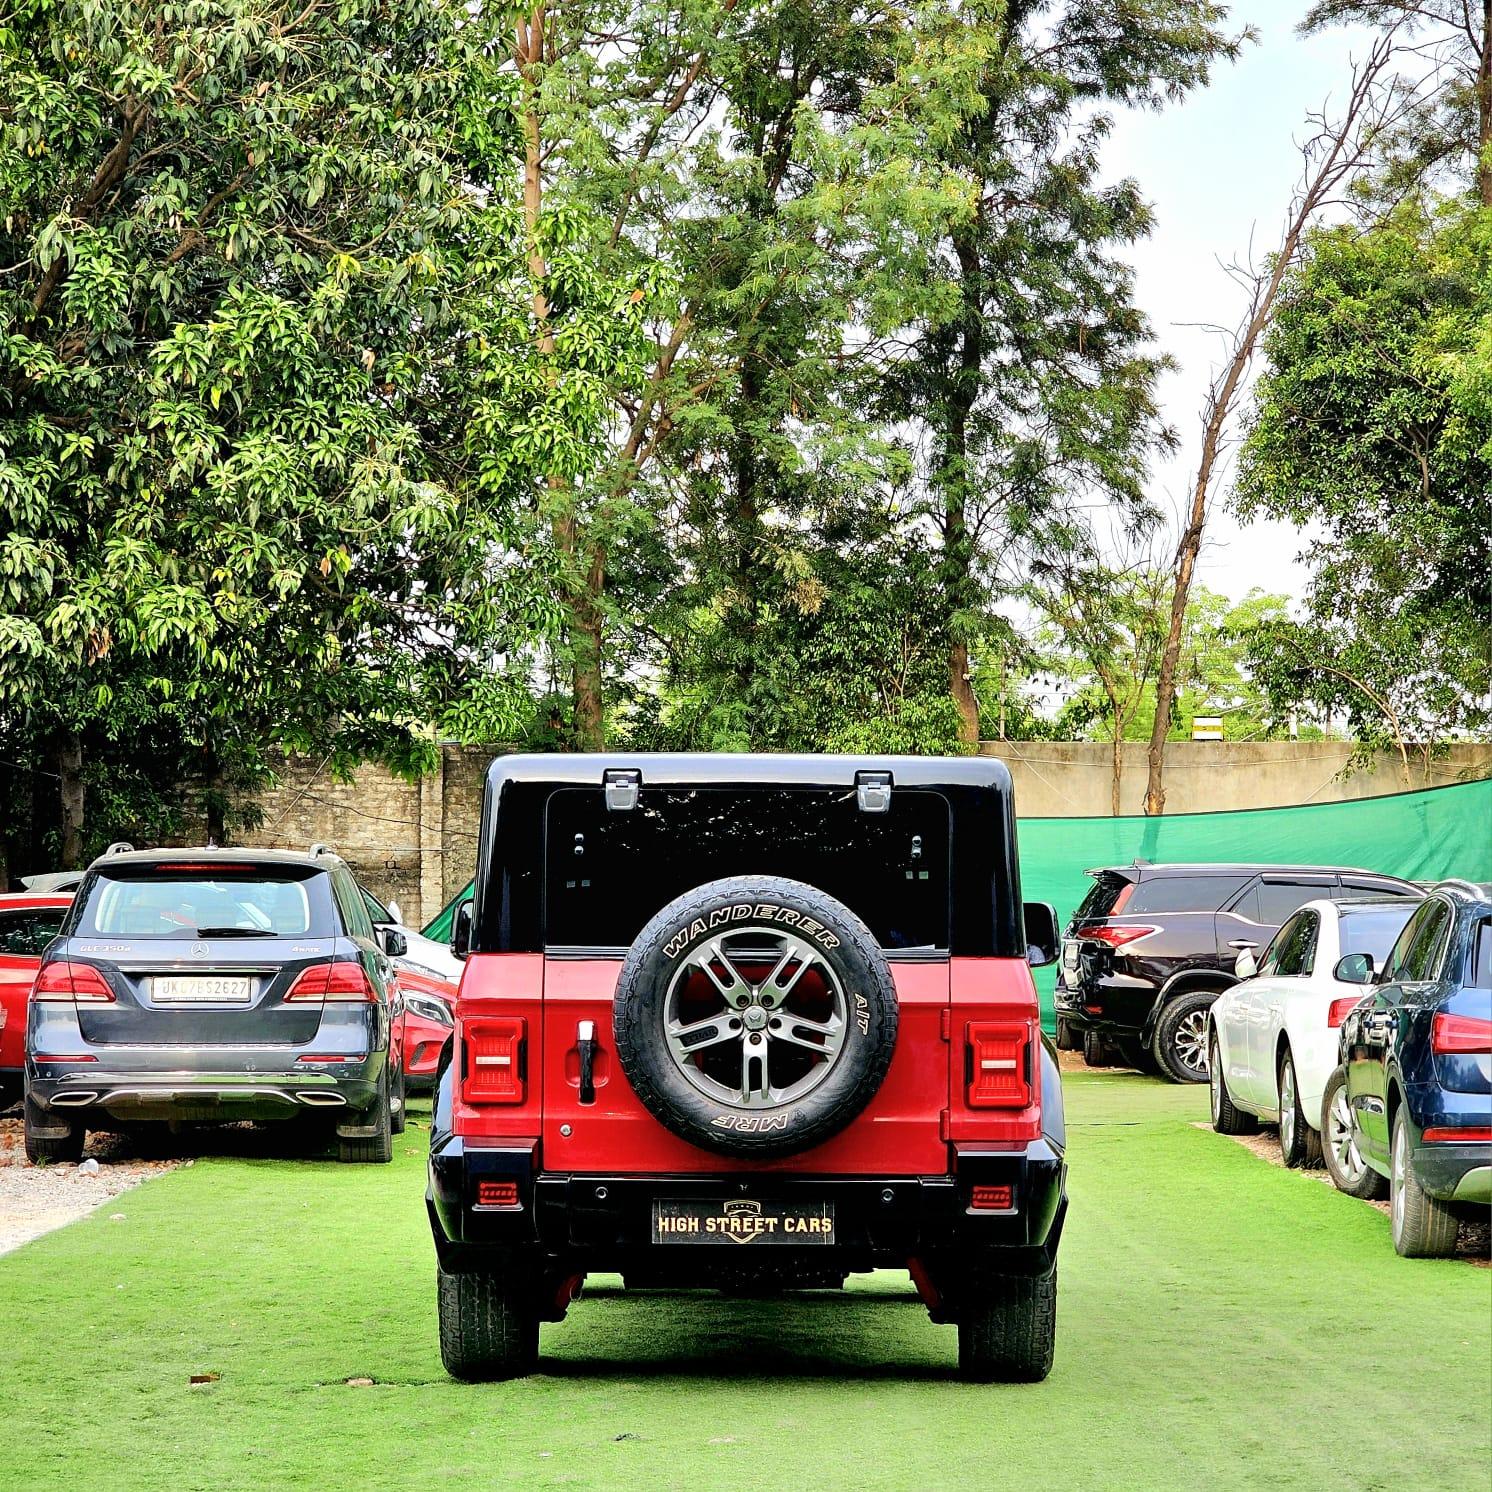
[652,1198,835,1245]
[151,975,254,1004]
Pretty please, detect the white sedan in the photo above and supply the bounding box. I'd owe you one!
[1207,896,1421,1167]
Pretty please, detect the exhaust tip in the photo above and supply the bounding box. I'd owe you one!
[51,1092,97,1107]
[297,1091,347,1107]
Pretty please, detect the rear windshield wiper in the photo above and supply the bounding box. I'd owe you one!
[194,926,278,938]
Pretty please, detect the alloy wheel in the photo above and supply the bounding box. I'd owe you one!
[663,926,849,1108]
[1327,1086,1365,1183]
[1391,1119,1407,1243]
[1173,1009,1209,1077]
[1209,1039,1223,1122]
[1280,1057,1296,1156]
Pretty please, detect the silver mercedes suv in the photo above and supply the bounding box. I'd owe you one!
[24,847,404,1163]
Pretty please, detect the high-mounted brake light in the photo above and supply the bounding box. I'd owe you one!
[31,961,116,1003]
[465,1017,527,1104]
[284,961,377,1002]
[966,1021,1031,1108]
[1085,925,1158,950]
[1432,1012,1492,1055]
[151,862,260,873]
[1327,996,1363,1028]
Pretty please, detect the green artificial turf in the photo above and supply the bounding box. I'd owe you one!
[1,1072,1487,1491]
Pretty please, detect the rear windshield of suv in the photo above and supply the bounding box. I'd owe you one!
[74,863,338,939]
[544,787,951,951]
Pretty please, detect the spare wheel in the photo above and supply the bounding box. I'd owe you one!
[612,875,899,1159]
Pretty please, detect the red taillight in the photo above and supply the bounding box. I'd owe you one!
[476,1180,520,1207]
[1421,1126,1492,1144]
[1085,924,1158,950]
[284,961,377,1002]
[1327,996,1362,1028]
[966,1021,1031,1108]
[465,1017,527,1103]
[970,1184,1013,1210]
[31,961,115,1003]
[1432,1013,1492,1055]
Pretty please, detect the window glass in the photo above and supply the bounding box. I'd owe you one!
[1398,902,1452,981]
[1227,884,1261,923]
[1265,912,1318,977]
[544,787,951,950]
[1257,881,1333,925]
[1125,875,1251,915]
[362,889,392,925]
[1258,914,1297,976]
[335,874,376,941]
[1336,878,1418,900]
[1073,874,1131,922]
[1338,905,1420,963]
[79,865,334,938]
[0,909,67,957]
[1467,920,1492,991]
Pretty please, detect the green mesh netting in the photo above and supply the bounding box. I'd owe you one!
[421,779,1492,1030]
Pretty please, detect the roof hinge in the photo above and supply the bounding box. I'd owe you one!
[603,767,641,812]
[855,770,893,814]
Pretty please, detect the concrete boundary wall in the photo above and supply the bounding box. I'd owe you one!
[212,741,1491,926]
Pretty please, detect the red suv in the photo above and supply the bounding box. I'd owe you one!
[426,754,1067,1381]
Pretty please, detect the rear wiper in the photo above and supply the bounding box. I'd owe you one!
[194,927,277,938]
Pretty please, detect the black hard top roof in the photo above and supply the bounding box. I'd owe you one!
[485,751,1014,795]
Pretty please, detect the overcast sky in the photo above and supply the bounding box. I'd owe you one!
[1104,1,1378,601]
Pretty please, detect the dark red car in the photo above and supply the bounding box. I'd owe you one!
[0,892,74,1109]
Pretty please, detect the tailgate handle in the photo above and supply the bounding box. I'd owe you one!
[577,1019,597,1104]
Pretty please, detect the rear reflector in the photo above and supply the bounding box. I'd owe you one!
[1421,1127,1492,1144]
[970,1184,1013,1210]
[32,1053,97,1063]
[31,961,115,1003]
[295,1054,360,1063]
[477,1180,520,1207]
[1432,1013,1492,1055]
[1327,996,1363,1028]
[285,961,377,1002]
[465,1017,527,1103]
[1084,924,1158,950]
[966,1021,1031,1108]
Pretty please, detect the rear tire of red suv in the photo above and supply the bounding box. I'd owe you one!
[1152,991,1216,1083]
[437,1262,540,1380]
[613,875,899,1159]
[957,1269,1057,1382]
[22,1087,84,1165]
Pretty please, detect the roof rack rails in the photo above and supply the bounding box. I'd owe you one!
[308,842,336,859]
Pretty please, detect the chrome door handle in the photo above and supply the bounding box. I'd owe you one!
[1228,940,1258,950]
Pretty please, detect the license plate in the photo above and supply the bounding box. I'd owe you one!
[652,1198,835,1246]
[151,976,254,1004]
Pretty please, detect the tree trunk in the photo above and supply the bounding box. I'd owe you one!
[58,734,85,868]
[1111,728,1124,817]
[1479,0,1491,208]
[941,231,984,749]
[518,4,606,749]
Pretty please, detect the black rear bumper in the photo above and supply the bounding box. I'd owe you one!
[428,1134,1067,1274]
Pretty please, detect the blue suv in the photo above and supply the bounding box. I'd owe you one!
[1337,880,1492,1256]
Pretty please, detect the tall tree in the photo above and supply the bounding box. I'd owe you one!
[1,0,550,858]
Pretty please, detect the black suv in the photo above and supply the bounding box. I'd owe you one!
[1055,861,1420,1082]
[25,847,408,1163]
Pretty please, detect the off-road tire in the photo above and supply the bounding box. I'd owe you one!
[389,1061,407,1137]
[1152,991,1217,1084]
[22,1087,84,1165]
[1277,1046,1321,1168]
[1320,1066,1386,1200]
[1209,1032,1257,1135]
[957,1270,1057,1383]
[1054,1017,1080,1052]
[337,1068,393,1164]
[437,1263,540,1381]
[1390,1110,1458,1258]
[613,875,898,1159]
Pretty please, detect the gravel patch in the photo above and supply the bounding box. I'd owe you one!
[0,1114,182,1255]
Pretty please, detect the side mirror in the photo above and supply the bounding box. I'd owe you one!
[1023,901,1060,968]
[1234,949,1257,979]
[379,926,408,958]
[452,899,474,961]
[1334,952,1374,985]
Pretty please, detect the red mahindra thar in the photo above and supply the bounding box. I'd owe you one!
[426,754,1067,1380]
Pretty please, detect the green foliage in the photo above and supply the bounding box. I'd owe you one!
[1236,200,1492,756]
